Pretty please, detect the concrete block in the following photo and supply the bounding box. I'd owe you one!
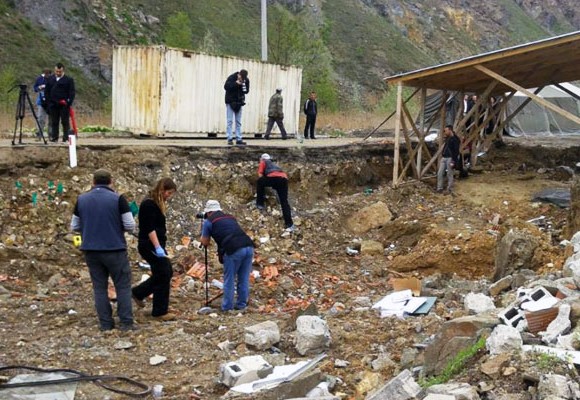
[365,369,423,400]
[219,355,273,388]
[295,316,332,356]
[244,321,280,350]
[499,305,526,329]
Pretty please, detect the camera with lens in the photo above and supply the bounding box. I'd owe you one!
[195,212,207,220]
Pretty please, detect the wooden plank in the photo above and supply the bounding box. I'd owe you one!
[417,88,426,176]
[363,87,420,141]
[392,83,403,187]
[475,64,580,125]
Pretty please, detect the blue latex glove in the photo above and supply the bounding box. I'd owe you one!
[154,246,167,257]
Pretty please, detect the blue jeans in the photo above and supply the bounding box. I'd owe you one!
[226,104,243,141]
[222,246,254,311]
[84,250,133,329]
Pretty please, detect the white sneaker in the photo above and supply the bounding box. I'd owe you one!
[285,225,296,233]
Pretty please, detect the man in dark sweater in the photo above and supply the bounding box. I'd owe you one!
[437,125,460,193]
[45,62,75,142]
[303,91,317,139]
[70,169,136,331]
[224,69,250,146]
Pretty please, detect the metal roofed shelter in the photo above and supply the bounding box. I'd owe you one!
[112,46,302,137]
[382,30,580,187]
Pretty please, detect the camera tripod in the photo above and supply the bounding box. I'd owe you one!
[10,84,47,145]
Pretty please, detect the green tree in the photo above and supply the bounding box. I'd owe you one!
[163,12,193,49]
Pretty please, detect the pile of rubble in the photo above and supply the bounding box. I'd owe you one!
[0,143,579,399]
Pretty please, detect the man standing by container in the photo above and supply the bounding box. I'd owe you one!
[45,62,75,143]
[303,91,317,140]
[264,88,287,140]
[70,169,136,331]
[436,125,460,194]
[224,69,250,146]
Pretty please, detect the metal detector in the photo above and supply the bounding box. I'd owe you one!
[198,245,215,315]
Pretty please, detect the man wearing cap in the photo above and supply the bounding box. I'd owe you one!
[199,200,254,312]
[256,154,295,233]
[264,88,287,140]
[70,169,136,331]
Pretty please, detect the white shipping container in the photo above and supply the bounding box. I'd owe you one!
[112,45,303,137]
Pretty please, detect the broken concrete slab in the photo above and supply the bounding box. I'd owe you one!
[488,275,513,296]
[486,325,522,355]
[426,382,481,399]
[540,303,571,344]
[464,292,496,314]
[365,369,423,400]
[245,320,281,350]
[295,316,332,356]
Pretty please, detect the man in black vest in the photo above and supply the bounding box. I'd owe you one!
[45,62,75,142]
[200,200,254,312]
[70,169,136,331]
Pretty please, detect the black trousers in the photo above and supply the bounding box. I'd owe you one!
[265,117,287,138]
[133,244,173,316]
[256,176,293,228]
[304,114,316,138]
[49,103,70,141]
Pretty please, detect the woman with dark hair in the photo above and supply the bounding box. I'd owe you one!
[132,178,177,321]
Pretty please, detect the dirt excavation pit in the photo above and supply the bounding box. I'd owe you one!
[0,138,578,399]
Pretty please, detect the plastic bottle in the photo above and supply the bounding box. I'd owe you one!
[31,192,38,206]
[57,182,64,194]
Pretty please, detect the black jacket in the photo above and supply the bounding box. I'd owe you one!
[45,74,75,107]
[442,134,460,160]
[224,72,250,105]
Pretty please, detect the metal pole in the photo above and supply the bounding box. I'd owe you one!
[261,0,267,61]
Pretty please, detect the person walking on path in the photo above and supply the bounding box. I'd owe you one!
[256,153,295,233]
[45,62,75,143]
[303,91,317,139]
[199,200,254,312]
[224,69,250,146]
[132,178,178,321]
[70,169,136,331]
[264,88,287,140]
[437,125,460,194]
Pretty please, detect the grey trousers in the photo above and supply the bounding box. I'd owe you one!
[437,157,454,191]
[84,250,133,329]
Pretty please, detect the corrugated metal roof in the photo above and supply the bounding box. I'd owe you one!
[384,30,580,95]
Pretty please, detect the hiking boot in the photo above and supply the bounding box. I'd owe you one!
[256,204,265,211]
[152,313,176,321]
[264,135,270,140]
[227,140,234,146]
[236,140,246,146]
[132,294,145,309]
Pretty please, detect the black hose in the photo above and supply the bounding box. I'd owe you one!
[0,365,151,398]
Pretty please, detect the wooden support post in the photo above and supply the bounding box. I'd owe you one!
[364,87,420,141]
[392,82,403,187]
[475,65,580,125]
[417,88,426,175]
